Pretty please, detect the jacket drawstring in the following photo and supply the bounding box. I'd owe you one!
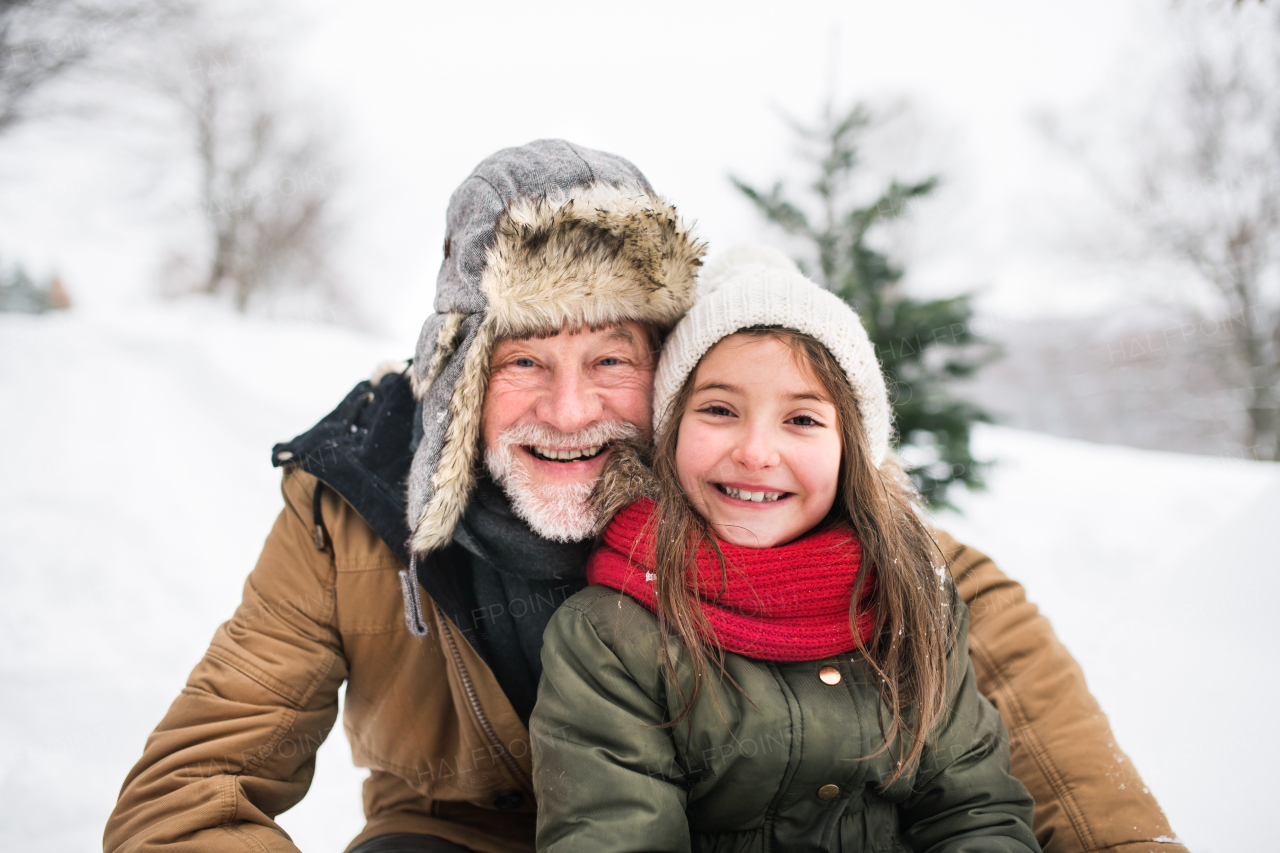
[311,482,329,551]
[398,555,430,637]
[319,475,427,638]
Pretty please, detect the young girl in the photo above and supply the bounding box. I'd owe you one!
[530,246,1039,853]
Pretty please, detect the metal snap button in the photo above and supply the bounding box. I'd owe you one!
[817,783,840,800]
[819,665,841,685]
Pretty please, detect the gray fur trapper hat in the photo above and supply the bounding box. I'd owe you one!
[406,139,705,556]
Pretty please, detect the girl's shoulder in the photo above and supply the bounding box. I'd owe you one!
[551,584,663,652]
[543,584,668,698]
[561,582,647,611]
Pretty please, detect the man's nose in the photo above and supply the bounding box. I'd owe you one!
[536,367,604,433]
[731,421,780,471]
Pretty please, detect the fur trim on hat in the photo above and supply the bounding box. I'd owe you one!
[410,320,497,555]
[588,440,658,535]
[410,312,467,399]
[409,185,703,556]
[483,186,703,339]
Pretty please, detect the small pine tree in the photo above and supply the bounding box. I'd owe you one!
[733,102,992,506]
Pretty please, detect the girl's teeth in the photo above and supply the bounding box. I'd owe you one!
[723,486,782,502]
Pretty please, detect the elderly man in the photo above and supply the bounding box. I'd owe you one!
[105,141,1185,853]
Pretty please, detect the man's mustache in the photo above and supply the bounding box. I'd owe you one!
[484,420,641,543]
[492,421,642,452]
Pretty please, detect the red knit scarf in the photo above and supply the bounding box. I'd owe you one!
[586,499,875,661]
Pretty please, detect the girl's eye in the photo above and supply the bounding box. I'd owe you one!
[699,404,734,417]
[789,414,823,427]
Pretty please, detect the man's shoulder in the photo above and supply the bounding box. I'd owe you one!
[929,527,1012,589]
[281,466,401,570]
[272,363,417,568]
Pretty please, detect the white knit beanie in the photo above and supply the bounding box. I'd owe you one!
[653,244,894,467]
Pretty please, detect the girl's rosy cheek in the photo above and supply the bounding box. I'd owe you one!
[673,422,701,485]
[676,422,722,492]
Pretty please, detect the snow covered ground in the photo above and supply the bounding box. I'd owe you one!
[2,305,1276,852]
[934,430,1280,852]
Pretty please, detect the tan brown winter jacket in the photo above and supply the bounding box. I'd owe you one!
[104,468,1187,853]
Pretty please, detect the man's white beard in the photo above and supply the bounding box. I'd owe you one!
[484,421,640,543]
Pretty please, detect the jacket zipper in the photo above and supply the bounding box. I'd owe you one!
[432,601,533,792]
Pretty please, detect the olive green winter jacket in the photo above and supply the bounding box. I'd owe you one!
[530,585,1041,853]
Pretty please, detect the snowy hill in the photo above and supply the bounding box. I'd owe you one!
[2,305,1276,852]
[934,429,1280,852]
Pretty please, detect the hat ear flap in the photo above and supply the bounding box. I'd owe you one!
[412,311,467,401]
[407,314,491,556]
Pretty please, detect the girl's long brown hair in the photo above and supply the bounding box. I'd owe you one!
[631,327,953,786]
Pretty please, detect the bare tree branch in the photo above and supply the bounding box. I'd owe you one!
[146,17,345,313]
[1134,16,1280,459]
[1051,5,1280,459]
[0,0,168,137]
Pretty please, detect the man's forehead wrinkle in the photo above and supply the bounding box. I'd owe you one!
[607,325,636,344]
[499,321,636,344]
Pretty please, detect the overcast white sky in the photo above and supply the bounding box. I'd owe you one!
[0,0,1193,344]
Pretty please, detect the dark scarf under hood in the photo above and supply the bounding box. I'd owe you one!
[451,472,591,723]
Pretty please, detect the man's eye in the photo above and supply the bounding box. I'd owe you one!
[599,357,620,366]
[515,358,536,368]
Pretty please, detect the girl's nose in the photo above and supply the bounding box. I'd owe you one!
[732,422,780,470]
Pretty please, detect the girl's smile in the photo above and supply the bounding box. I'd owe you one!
[713,483,787,503]
[675,334,842,548]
